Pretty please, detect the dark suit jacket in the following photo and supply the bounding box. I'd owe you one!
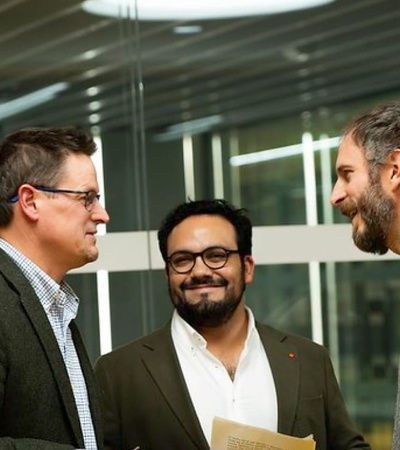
[95,319,370,450]
[0,248,103,450]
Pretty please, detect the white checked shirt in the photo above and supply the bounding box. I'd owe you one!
[0,239,97,450]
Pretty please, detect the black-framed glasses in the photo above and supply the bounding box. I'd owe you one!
[167,246,240,274]
[8,185,100,212]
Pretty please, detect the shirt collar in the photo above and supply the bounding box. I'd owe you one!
[0,238,79,316]
[171,306,257,352]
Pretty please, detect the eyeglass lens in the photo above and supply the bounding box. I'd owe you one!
[85,191,100,210]
[169,247,231,273]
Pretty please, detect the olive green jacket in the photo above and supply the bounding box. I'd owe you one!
[95,318,370,450]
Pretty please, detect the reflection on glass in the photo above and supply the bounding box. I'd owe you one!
[247,264,312,339]
[324,260,399,449]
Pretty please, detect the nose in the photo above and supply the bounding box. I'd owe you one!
[330,179,346,207]
[190,254,213,276]
[92,201,110,224]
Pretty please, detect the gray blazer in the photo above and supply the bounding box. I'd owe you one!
[95,320,370,450]
[0,248,103,450]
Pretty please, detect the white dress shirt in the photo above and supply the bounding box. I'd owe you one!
[171,307,277,445]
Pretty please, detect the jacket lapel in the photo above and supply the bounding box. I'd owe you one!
[1,250,84,447]
[71,321,104,450]
[257,323,299,435]
[142,322,300,444]
[141,325,209,450]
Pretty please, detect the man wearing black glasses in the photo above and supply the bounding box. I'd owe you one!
[0,126,109,449]
[95,199,369,450]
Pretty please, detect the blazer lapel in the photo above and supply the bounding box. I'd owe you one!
[257,323,299,435]
[71,321,104,450]
[15,271,84,447]
[141,326,209,450]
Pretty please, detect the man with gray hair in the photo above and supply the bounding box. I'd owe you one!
[331,102,400,449]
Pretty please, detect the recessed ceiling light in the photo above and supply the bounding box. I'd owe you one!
[89,101,102,111]
[82,0,335,21]
[86,86,100,96]
[89,113,101,124]
[173,25,203,35]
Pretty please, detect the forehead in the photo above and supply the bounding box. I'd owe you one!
[336,133,368,172]
[167,214,237,251]
[59,153,97,185]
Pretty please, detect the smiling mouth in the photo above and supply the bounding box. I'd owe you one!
[185,284,224,290]
[86,232,97,241]
[183,280,227,291]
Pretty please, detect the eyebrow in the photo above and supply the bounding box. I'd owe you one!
[335,164,353,174]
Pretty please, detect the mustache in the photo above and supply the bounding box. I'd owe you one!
[338,199,356,217]
[181,277,228,290]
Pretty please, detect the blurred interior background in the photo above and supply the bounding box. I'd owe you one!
[2,0,400,447]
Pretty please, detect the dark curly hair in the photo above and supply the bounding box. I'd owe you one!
[157,199,252,261]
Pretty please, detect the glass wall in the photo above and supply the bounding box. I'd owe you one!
[2,1,400,447]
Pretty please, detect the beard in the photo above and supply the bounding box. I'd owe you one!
[168,269,246,329]
[339,180,395,255]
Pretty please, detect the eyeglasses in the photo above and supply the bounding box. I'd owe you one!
[8,185,100,212]
[167,246,240,274]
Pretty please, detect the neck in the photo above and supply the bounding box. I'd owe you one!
[0,230,64,283]
[198,302,249,380]
[386,225,400,255]
[198,302,248,345]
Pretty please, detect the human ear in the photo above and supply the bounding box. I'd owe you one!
[243,255,255,284]
[17,184,39,221]
[164,264,170,279]
[388,148,400,175]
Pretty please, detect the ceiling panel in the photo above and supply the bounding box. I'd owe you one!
[0,0,399,136]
